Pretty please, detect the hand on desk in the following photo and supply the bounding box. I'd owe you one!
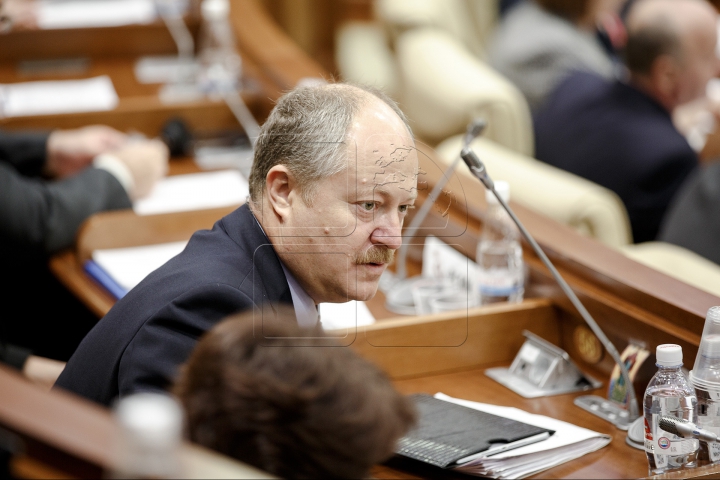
[45,125,129,178]
[0,0,39,33]
[107,139,169,200]
[22,355,66,390]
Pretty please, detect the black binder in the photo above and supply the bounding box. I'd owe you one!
[396,394,555,469]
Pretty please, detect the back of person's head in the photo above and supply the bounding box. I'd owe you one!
[624,0,683,74]
[624,0,719,106]
[248,82,412,207]
[536,0,594,22]
[173,310,416,479]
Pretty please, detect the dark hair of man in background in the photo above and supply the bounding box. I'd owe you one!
[174,311,417,479]
[622,9,681,74]
[536,0,593,21]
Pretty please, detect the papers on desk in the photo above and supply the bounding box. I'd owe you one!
[319,301,376,332]
[429,393,611,479]
[37,0,157,29]
[134,170,248,216]
[88,241,187,298]
[0,76,118,118]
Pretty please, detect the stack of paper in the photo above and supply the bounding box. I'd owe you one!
[37,0,157,29]
[133,170,249,216]
[319,301,375,332]
[0,76,118,118]
[90,241,188,297]
[432,393,611,479]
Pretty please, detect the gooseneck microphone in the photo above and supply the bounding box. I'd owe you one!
[460,121,640,424]
[393,120,487,282]
[659,416,718,442]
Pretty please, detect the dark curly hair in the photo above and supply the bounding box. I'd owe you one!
[173,309,416,479]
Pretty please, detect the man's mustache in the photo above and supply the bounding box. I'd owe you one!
[355,247,395,265]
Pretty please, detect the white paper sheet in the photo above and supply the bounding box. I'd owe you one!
[423,235,480,288]
[319,301,376,332]
[133,170,248,216]
[0,76,118,118]
[93,241,187,292]
[37,0,157,29]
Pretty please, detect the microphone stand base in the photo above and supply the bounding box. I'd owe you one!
[574,395,636,430]
[625,416,645,450]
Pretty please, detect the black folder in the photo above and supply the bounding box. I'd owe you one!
[396,394,555,469]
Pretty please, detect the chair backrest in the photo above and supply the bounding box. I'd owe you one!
[621,242,720,298]
[374,0,497,58]
[434,135,633,247]
[396,27,534,156]
[335,21,400,98]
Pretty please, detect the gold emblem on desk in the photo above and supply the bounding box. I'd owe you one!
[574,325,603,364]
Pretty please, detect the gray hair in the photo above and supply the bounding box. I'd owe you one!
[248,83,412,206]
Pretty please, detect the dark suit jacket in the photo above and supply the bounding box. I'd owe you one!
[659,163,720,265]
[55,204,294,406]
[534,71,698,243]
[0,131,132,362]
[0,131,131,254]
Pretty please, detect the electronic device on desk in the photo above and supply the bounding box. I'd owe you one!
[486,330,601,398]
[459,119,641,435]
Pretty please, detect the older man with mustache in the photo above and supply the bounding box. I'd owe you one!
[55,83,418,406]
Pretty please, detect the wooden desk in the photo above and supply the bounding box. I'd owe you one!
[0,0,326,137]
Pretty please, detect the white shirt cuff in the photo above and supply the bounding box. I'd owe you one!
[93,153,134,195]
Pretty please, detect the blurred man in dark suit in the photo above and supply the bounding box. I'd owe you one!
[534,0,720,243]
[0,125,168,385]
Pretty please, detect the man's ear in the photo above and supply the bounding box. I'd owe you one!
[651,54,681,107]
[265,165,297,222]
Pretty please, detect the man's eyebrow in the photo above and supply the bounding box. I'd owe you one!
[373,187,418,201]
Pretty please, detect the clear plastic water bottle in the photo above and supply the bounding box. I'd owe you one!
[689,306,720,465]
[644,344,698,475]
[475,181,524,304]
[196,0,242,96]
[109,393,184,479]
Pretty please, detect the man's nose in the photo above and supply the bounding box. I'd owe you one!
[370,212,403,250]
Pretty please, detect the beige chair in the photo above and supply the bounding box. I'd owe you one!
[435,135,633,247]
[335,0,498,96]
[621,242,720,297]
[395,27,534,155]
[336,2,532,153]
[374,0,497,58]
[335,21,400,99]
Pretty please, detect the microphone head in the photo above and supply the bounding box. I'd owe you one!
[463,118,487,149]
[659,415,686,435]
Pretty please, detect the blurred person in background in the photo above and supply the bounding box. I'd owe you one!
[488,0,626,110]
[174,310,417,479]
[533,0,720,243]
[0,125,168,387]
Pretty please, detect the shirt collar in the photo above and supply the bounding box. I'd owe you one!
[280,263,319,328]
[250,208,319,328]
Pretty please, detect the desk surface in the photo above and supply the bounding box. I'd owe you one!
[377,368,646,479]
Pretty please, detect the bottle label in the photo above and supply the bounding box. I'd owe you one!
[697,422,720,461]
[477,271,522,296]
[644,414,699,455]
